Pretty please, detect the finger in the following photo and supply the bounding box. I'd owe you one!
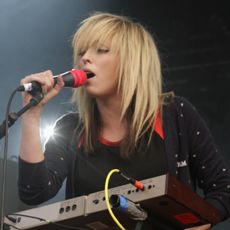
[37,70,54,93]
[38,76,64,105]
[20,70,54,106]
[45,76,64,99]
[21,70,54,92]
[43,70,55,91]
[54,75,65,90]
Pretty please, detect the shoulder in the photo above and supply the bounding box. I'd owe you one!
[163,93,194,107]
[53,112,80,132]
[163,94,197,114]
[162,94,204,127]
[55,112,79,123]
[46,112,80,145]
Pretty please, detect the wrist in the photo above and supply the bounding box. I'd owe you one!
[21,108,42,122]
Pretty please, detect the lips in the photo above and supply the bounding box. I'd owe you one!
[82,68,95,79]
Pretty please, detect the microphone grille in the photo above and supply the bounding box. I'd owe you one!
[70,69,87,87]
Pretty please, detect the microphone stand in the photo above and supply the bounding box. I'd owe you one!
[0,90,43,230]
[0,91,43,140]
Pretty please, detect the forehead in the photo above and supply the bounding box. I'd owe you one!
[74,20,120,52]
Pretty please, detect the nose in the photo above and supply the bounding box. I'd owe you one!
[81,49,92,65]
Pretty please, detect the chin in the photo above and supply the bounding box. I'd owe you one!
[85,87,99,97]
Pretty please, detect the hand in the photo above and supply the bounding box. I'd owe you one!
[185,224,211,230]
[20,70,64,109]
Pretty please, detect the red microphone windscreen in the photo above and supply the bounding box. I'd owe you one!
[70,69,87,87]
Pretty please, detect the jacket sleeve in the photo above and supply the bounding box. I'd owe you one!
[178,97,230,220]
[18,113,78,205]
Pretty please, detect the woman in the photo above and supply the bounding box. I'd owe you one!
[18,13,230,229]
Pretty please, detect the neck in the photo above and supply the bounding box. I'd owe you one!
[96,94,123,126]
[96,94,127,141]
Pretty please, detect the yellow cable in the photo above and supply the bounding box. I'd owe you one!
[104,169,126,230]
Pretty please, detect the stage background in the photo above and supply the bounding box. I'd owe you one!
[0,0,229,229]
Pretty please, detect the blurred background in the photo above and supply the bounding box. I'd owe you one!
[0,0,229,229]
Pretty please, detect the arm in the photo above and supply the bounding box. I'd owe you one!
[18,70,65,204]
[18,113,78,204]
[20,70,64,163]
[179,97,230,221]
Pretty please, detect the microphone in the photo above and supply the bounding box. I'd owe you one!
[17,69,94,92]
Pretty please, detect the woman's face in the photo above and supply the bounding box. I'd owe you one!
[78,43,119,99]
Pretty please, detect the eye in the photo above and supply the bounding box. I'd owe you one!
[97,48,109,53]
[78,50,86,57]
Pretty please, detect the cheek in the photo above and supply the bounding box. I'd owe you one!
[101,64,118,85]
[105,76,119,93]
[86,76,118,97]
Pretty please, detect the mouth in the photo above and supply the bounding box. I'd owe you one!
[82,69,95,79]
[86,72,95,79]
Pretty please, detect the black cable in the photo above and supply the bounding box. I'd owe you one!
[118,171,145,190]
[6,214,90,230]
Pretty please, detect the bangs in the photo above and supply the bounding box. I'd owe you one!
[72,15,124,66]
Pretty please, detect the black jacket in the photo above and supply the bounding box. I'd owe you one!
[18,96,230,221]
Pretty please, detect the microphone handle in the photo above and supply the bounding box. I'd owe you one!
[53,71,75,87]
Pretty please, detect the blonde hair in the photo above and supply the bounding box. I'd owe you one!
[72,12,163,157]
